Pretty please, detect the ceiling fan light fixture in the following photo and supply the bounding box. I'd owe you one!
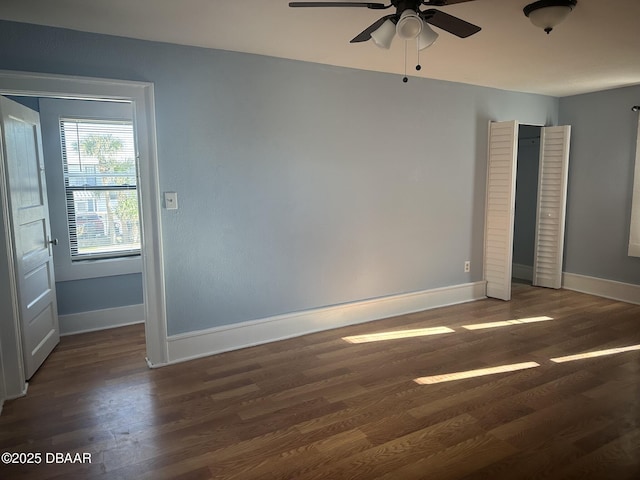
[370,19,396,49]
[418,21,439,50]
[524,0,577,34]
[396,9,422,40]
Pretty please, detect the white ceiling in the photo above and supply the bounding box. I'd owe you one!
[1,0,639,97]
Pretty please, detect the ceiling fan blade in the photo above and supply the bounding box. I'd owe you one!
[289,2,388,9]
[422,0,477,6]
[350,14,396,43]
[421,9,481,38]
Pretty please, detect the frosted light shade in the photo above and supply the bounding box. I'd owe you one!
[418,22,439,50]
[528,5,572,31]
[370,19,396,49]
[396,10,422,40]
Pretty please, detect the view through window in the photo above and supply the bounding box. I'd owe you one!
[60,119,141,260]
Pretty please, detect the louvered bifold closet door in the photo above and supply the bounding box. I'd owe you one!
[484,121,519,301]
[533,126,571,289]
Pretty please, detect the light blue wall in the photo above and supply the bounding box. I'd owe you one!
[560,85,640,285]
[0,20,559,335]
[55,275,143,315]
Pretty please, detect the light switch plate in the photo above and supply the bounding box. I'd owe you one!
[164,191,178,210]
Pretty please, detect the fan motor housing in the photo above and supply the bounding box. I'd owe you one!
[392,0,424,14]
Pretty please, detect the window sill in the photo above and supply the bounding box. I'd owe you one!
[54,254,142,282]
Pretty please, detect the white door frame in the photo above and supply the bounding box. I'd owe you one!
[0,70,168,399]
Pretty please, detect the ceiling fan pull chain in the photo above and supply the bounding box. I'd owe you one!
[416,38,422,71]
[403,40,408,83]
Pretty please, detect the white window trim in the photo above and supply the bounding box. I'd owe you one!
[629,115,640,257]
[40,98,142,281]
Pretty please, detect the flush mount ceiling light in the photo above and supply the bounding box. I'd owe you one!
[523,0,577,34]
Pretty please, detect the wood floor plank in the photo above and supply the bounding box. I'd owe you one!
[1,284,639,479]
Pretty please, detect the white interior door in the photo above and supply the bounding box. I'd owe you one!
[484,121,519,301]
[533,125,571,289]
[0,96,59,379]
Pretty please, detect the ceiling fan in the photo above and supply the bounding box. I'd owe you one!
[288,0,481,45]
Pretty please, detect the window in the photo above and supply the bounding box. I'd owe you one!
[60,119,141,260]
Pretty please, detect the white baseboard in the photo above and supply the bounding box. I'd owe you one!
[59,304,145,336]
[512,263,533,282]
[5,382,28,401]
[0,381,28,415]
[167,281,487,365]
[563,273,640,305]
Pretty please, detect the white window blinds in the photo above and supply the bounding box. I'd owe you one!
[60,119,141,260]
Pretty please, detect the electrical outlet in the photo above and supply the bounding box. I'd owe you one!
[464,261,471,273]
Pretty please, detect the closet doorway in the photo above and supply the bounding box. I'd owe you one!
[513,125,542,284]
[483,120,571,301]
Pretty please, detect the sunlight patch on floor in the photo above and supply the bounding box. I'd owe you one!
[550,344,640,363]
[342,326,455,344]
[414,361,540,385]
[462,316,554,331]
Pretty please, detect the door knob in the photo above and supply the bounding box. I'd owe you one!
[48,238,59,246]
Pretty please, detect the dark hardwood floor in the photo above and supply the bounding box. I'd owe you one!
[1,284,639,479]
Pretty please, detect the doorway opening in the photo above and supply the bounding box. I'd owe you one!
[483,120,571,301]
[0,71,167,403]
[36,97,145,335]
[513,125,542,285]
